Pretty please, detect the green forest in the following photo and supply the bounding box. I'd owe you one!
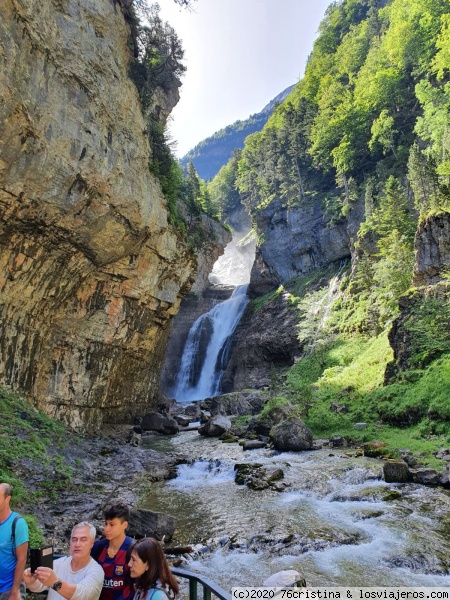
[180,85,294,180]
[206,0,450,453]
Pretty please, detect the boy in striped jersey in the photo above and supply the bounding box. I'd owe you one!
[91,504,134,600]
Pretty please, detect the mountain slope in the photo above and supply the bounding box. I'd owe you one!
[180,85,295,180]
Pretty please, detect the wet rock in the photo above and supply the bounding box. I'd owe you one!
[127,431,142,447]
[364,441,389,457]
[435,448,450,460]
[128,509,176,542]
[409,468,441,485]
[440,463,450,486]
[263,570,303,587]
[242,440,267,450]
[383,460,410,483]
[255,403,294,436]
[234,463,284,490]
[234,463,262,485]
[173,414,192,427]
[354,423,367,430]
[382,489,402,501]
[209,391,267,418]
[356,510,384,520]
[330,436,346,448]
[183,403,202,419]
[270,418,313,452]
[198,415,232,437]
[141,413,179,435]
[384,553,449,575]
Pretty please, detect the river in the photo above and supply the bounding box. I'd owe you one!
[143,431,450,590]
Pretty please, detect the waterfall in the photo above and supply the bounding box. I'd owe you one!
[174,284,249,403]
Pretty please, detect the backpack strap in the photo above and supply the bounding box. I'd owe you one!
[11,514,22,557]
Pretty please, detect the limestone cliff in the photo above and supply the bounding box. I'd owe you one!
[0,0,203,429]
[387,212,450,379]
[248,197,358,297]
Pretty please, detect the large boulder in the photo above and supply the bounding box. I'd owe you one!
[128,509,175,542]
[270,418,313,451]
[209,391,267,418]
[383,460,410,483]
[141,413,179,435]
[255,402,295,436]
[198,415,232,437]
[410,468,441,485]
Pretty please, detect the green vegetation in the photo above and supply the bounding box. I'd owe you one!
[128,4,222,238]
[181,85,294,181]
[263,271,450,465]
[0,388,75,543]
[209,0,450,234]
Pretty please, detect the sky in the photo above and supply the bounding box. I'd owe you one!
[158,0,332,158]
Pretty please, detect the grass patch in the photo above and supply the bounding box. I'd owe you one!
[0,387,76,541]
[283,332,450,466]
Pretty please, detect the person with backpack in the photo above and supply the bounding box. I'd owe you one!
[0,482,29,600]
[128,538,179,600]
[91,503,134,600]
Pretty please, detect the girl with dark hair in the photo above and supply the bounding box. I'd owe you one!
[128,538,179,600]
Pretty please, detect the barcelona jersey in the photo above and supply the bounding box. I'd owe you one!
[91,536,134,600]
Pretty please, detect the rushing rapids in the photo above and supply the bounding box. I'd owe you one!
[143,431,450,589]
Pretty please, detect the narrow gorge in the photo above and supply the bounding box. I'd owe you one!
[2,0,450,589]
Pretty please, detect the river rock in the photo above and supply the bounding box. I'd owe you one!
[242,440,267,450]
[270,418,313,452]
[183,403,202,419]
[383,460,410,483]
[263,570,303,587]
[209,391,267,417]
[440,464,450,486]
[198,415,232,437]
[173,414,192,427]
[128,509,176,542]
[409,468,441,485]
[364,441,388,457]
[234,463,284,490]
[141,413,179,435]
[255,403,295,436]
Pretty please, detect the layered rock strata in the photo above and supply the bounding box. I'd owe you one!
[0,0,203,428]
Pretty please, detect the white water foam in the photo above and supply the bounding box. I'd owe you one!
[174,284,249,402]
[167,460,236,490]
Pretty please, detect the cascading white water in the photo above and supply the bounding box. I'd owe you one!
[174,284,249,402]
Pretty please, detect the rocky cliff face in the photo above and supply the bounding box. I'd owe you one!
[221,291,302,392]
[412,213,450,287]
[0,0,203,429]
[387,213,450,379]
[249,197,355,297]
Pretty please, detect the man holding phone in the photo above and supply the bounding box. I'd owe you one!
[0,483,29,600]
[23,521,104,600]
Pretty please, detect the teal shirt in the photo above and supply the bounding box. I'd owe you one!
[0,512,29,592]
[147,591,167,600]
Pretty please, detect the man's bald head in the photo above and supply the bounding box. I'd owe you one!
[0,483,13,498]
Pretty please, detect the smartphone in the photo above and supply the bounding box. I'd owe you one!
[30,546,54,573]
